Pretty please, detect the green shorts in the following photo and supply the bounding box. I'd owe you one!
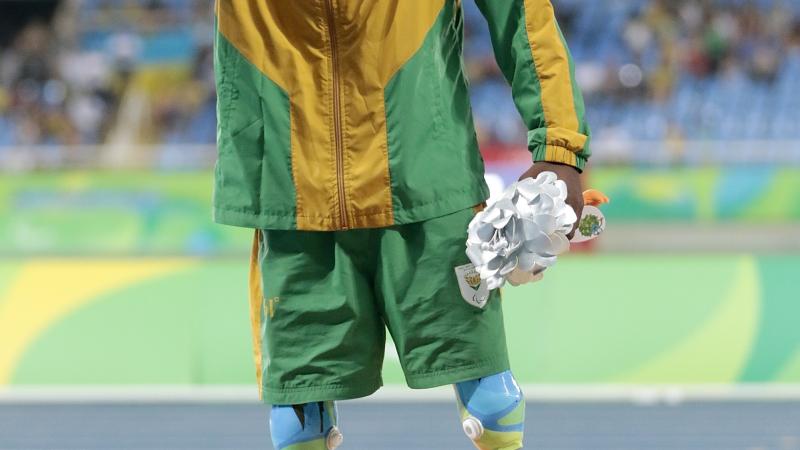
[248,207,510,405]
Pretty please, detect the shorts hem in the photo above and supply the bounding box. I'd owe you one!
[261,379,383,405]
[404,357,510,389]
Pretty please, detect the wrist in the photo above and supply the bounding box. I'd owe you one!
[531,144,586,172]
[533,161,580,173]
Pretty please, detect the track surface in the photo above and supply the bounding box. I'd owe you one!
[1,402,799,449]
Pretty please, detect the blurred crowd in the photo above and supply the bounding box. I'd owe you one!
[466,0,800,153]
[0,19,110,147]
[0,0,213,153]
[1,0,799,165]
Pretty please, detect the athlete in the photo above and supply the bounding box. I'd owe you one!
[213,1,590,448]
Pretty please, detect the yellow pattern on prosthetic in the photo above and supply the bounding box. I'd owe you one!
[477,431,524,450]
[281,439,327,450]
[455,371,525,450]
[458,400,524,450]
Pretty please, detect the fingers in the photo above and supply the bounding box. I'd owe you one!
[566,192,584,240]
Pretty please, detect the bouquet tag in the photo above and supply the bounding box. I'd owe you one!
[570,205,606,243]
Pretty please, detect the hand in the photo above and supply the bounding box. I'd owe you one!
[519,162,584,240]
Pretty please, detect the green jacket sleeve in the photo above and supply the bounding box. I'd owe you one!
[475,0,590,171]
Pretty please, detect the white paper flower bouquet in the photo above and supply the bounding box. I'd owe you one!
[466,171,609,290]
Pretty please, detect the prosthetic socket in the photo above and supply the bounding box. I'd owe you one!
[455,370,525,450]
[270,372,524,450]
[270,401,343,450]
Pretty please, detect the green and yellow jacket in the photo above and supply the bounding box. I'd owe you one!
[214,0,590,231]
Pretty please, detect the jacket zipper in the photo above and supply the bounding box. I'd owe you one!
[324,0,349,229]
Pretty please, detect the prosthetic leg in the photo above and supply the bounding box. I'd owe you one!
[455,371,525,450]
[270,401,343,450]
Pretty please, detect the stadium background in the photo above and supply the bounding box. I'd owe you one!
[0,0,799,448]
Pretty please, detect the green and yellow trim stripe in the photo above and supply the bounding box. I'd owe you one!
[522,0,587,164]
[249,230,265,399]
